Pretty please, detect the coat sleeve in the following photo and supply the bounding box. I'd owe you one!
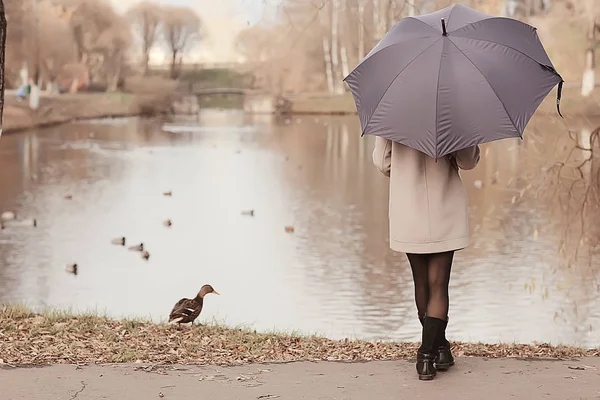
[452,145,480,171]
[372,137,392,177]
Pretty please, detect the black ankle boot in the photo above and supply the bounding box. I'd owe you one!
[436,319,455,371]
[416,317,445,381]
[416,351,436,381]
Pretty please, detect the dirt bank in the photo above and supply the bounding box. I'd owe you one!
[1,358,599,400]
[2,92,172,134]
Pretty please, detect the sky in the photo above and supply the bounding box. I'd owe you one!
[110,0,269,63]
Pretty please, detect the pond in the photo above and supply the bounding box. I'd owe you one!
[0,109,599,347]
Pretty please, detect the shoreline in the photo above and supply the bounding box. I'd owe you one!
[1,305,598,366]
[286,87,600,117]
[1,92,172,135]
[1,88,597,132]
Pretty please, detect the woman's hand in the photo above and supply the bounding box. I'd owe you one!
[448,155,458,170]
[452,145,480,170]
[372,137,392,177]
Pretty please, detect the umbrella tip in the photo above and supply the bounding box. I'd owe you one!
[441,18,447,36]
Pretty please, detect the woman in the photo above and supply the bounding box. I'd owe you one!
[372,137,480,381]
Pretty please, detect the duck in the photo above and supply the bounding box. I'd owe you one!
[163,219,172,227]
[163,191,172,197]
[111,237,126,246]
[64,195,73,200]
[168,284,219,326]
[7,218,37,227]
[1,211,16,221]
[128,243,144,251]
[141,251,150,260]
[65,263,78,275]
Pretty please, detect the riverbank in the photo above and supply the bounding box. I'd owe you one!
[2,92,173,134]
[1,306,598,366]
[3,359,600,400]
[287,87,600,117]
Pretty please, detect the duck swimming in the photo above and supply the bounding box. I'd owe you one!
[65,263,78,275]
[1,211,15,221]
[128,243,144,251]
[111,237,126,246]
[168,285,219,326]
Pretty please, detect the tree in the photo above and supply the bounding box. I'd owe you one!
[127,1,162,76]
[39,1,78,92]
[162,6,202,79]
[55,0,131,89]
[0,0,6,130]
[94,19,131,91]
[580,0,599,96]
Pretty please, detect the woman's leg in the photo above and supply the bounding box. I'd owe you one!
[426,251,454,319]
[406,253,430,320]
[426,251,455,371]
[408,253,437,380]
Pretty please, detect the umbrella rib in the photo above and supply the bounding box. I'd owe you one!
[354,35,437,72]
[447,38,520,137]
[406,16,441,35]
[433,39,447,160]
[445,5,458,29]
[448,36,558,74]
[361,38,442,136]
[450,16,521,35]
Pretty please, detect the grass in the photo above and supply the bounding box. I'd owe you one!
[1,304,598,366]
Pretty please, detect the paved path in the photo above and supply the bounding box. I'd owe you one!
[1,358,600,399]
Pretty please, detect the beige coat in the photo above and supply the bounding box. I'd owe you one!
[372,137,480,254]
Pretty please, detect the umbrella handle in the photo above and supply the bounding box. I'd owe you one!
[556,80,564,119]
[441,18,448,36]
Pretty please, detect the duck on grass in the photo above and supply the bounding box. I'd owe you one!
[169,284,219,327]
[1,305,598,366]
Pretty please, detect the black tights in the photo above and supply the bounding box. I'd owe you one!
[406,251,454,320]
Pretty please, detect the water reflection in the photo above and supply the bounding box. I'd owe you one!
[0,111,599,347]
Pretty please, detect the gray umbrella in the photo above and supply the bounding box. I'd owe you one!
[344,4,563,159]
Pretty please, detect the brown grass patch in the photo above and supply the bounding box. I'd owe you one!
[0,305,598,366]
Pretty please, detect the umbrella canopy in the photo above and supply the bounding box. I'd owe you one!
[344,4,563,159]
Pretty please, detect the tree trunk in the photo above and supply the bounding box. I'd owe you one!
[407,0,416,17]
[143,51,150,76]
[372,0,381,39]
[357,0,365,60]
[373,0,387,39]
[341,46,349,82]
[387,0,397,28]
[108,60,121,92]
[581,17,597,97]
[170,50,178,79]
[331,0,341,93]
[322,36,334,94]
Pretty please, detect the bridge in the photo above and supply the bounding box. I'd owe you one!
[174,87,286,115]
[192,88,249,96]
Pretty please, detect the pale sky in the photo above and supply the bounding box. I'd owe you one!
[111,0,268,63]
